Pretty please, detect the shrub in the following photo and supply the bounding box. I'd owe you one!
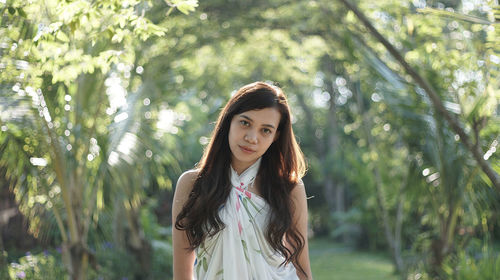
[443,250,500,280]
[8,251,67,280]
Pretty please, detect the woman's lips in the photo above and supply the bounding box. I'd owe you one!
[239,145,256,153]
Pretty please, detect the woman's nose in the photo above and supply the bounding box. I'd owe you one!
[244,131,257,144]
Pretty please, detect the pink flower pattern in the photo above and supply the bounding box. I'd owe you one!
[194,158,298,279]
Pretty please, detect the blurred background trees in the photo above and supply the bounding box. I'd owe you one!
[1,0,498,279]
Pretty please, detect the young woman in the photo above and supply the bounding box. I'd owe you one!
[172,82,312,280]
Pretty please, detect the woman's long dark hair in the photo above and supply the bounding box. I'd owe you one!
[175,81,307,275]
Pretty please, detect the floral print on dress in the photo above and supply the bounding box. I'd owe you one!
[193,158,298,280]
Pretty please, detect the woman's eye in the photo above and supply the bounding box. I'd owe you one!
[240,120,249,126]
[262,128,271,134]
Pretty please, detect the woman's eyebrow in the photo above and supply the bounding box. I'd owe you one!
[239,114,276,129]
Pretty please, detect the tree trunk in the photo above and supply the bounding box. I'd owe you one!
[355,82,405,273]
[323,177,336,212]
[335,182,348,242]
[430,237,446,277]
[394,183,405,275]
[335,183,345,217]
[325,77,349,242]
[124,199,152,279]
[372,168,400,269]
[61,241,89,280]
[290,86,336,212]
[44,119,89,280]
[0,226,8,280]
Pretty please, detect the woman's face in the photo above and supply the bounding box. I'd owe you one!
[228,107,281,174]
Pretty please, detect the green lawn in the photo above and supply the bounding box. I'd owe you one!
[309,238,399,280]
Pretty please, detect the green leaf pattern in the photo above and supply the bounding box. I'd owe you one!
[194,184,297,278]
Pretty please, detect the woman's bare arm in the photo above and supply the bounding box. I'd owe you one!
[289,179,313,280]
[172,170,198,280]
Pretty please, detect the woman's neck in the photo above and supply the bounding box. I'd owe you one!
[230,159,258,175]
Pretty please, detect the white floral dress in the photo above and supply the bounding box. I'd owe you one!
[194,158,298,280]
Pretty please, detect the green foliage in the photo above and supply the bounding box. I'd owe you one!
[407,244,500,280]
[443,251,500,280]
[1,0,499,278]
[329,208,362,244]
[150,239,174,279]
[140,200,174,278]
[8,252,67,280]
[1,0,196,278]
[169,0,199,15]
[91,245,139,280]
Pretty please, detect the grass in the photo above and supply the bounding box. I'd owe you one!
[309,238,399,280]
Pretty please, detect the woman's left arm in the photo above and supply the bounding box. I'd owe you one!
[290,179,313,280]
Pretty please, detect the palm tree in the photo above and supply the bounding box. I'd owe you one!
[348,1,500,274]
[339,0,500,190]
[0,1,196,278]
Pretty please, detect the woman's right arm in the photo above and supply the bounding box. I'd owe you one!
[172,170,198,280]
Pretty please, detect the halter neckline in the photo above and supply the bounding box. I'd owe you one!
[230,158,261,190]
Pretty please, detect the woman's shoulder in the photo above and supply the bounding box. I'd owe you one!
[173,169,200,207]
[178,169,200,181]
[176,169,200,191]
[295,178,304,188]
[290,178,306,199]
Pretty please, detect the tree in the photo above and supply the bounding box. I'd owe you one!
[339,0,499,190]
[0,0,197,278]
[333,0,499,276]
